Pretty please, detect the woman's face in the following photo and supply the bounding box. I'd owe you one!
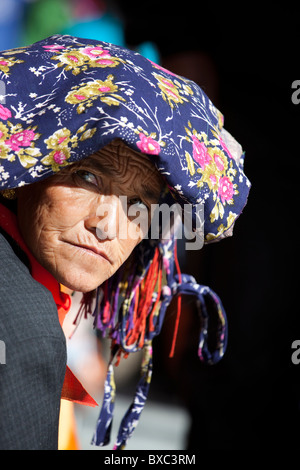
[17,143,163,292]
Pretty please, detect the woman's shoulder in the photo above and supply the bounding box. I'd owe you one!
[0,227,30,272]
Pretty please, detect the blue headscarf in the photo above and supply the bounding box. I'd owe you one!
[0,34,250,448]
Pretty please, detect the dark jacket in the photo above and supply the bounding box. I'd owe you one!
[0,231,67,450]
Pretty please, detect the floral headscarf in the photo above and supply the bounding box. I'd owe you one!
[0,35,250,448]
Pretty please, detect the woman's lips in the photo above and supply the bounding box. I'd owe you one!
[68,242,111,264]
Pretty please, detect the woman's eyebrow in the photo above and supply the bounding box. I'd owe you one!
[139,185,163,202]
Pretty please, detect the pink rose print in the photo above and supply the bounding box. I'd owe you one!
[98,86,111,93]
[81,47,115,66]
[57,136,67,145]
[5,130,35,151]
[148,60,177,77]
[160,78,178,100]
[67,54,80,63]
[82,46,105,58]
[210,174,217,186]
[53,150,67,164]
[136,133,160,155]
[192,135,211,168]
[74,94,86,101]
[214,153,224,171]
[218,176,234,203]
[95,57,115,67]
[0,105,12,120]
[42,45,65,51]
[219,136,233,159]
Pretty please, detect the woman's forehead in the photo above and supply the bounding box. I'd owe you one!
[89,141,162,181]
[94,148,155,173]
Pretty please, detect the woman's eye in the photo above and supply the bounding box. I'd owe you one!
[128,197,148,210]
[74,170,98,187]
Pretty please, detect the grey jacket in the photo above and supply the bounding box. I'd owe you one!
[0,230,67,450]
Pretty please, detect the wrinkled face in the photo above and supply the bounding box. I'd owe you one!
[17,142,163,292]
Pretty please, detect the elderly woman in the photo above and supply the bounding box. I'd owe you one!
[0,35,250,450]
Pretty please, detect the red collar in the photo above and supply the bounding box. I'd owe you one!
[0,202,97,407]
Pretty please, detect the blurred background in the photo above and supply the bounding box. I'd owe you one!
[1,0,300,450]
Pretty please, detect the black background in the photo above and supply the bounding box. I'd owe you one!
[115,2,300,449]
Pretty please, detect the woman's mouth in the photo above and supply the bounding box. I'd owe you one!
[68,242,112,264]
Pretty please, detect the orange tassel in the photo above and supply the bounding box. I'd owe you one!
[169,241,182,358]
[125,247,162,349]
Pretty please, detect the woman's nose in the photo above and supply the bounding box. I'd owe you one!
[84,195,125,241]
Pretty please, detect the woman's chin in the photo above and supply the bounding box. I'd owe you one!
[52,268,107,293]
